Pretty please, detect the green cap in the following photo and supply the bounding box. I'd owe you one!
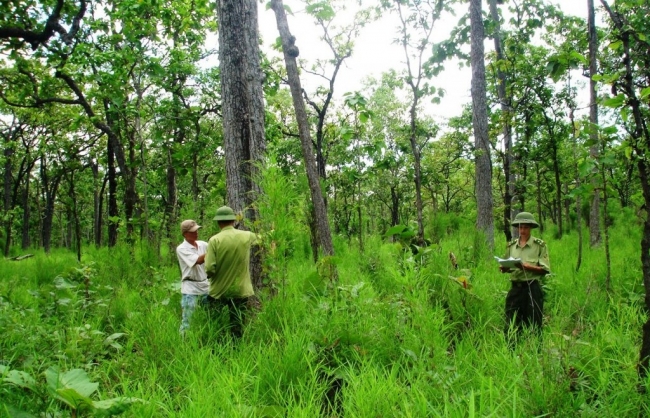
[511,212,539,228]
[214,206,237,221]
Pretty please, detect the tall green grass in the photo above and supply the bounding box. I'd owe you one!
[1,206,649,416]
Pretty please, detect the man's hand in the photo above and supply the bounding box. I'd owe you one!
[195,254,205,265]
[521,262,542,273]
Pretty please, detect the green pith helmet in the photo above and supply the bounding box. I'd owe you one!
[214,206,237,221]
[511,212,539,228]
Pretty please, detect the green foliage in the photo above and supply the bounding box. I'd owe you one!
[1,222,649,416]
[1,365,142,416]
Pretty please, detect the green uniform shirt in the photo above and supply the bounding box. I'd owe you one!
[505,235,550,282]
[205,226,258,299]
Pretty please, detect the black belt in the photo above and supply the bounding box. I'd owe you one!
[511,280,537,287]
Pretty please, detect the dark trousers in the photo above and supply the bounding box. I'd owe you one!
[504,280,544,345]
[207,296,249,338]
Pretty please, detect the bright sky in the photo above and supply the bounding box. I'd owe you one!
[256,1,590,122]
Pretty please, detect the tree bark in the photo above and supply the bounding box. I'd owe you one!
[470,0,494,249]
[39,154,61,254]
[270,0,336,263]
[3,128,14,256]
[107,137,118,247]
[588,0,602,247]
[216,0,267,289]
[488,0,515,242]
[21,168,30,249]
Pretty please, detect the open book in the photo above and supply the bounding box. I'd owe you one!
[494,256,522,269]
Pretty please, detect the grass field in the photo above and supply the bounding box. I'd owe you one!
[1,215,648,417]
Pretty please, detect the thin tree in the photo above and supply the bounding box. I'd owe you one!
[270,0,336,264]
[391,0,445,244]
[587,0,602,247]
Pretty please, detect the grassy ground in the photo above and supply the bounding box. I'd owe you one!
[1,217,648,417]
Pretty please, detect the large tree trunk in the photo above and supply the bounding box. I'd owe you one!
[588,0,602,247]
[470,0,494,249]
[217,0,267,289]
[488,0,515,242]
[271,0,336,264]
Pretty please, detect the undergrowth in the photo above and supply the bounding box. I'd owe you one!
[1,217,649,417]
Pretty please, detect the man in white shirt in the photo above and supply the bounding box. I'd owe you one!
[176,219,209,333]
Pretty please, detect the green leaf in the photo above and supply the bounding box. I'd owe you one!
[46,368,98,410]
[625,146,633,160]
[104,333,126,344]
[401,230,415,239]
[305,2,335,21]
[359,112,369,124]
[92,397,143,416]
[608,40,622,50]
[601,94,625,108]
[602,125,618,135]
[1,366,37,391]
[384,225,407,237]
[54,276,76,289]
[0,404,36,418]
[641,87,650,100]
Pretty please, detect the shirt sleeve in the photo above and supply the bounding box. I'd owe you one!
[204,239,217,279]
[177,246,199,270]
[538,244,551,273]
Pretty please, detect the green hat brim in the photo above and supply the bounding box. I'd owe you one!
[511,220,539,228]
[214,215,237,221]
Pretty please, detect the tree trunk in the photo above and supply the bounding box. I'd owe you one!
[488,0,514,242]
[570,104,583,272]
[40,155,61,254]
[552,140,563,237]
[165,149,177,258]
[390,186,399,227]
[535,162,543,232]
[271,0,336,265]
[470,0,494,249]
[217,0,267,289]
[66,170,82,262]
[92,162,105,247]
[107,138,118,247]
[588,0,602,247]
[408,102,425,243]
[3,133,13,256]
[21,170,30,249]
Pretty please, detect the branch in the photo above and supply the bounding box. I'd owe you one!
[0,0,87,49]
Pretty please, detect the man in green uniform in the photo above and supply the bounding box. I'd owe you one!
[205,206,259,338]
[499,212,550,345]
